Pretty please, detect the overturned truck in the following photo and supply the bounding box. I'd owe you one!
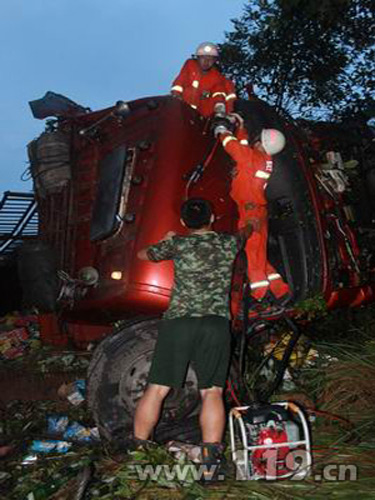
[22,90,375,443]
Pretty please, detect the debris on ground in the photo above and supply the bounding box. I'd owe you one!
[166,440,202,463]
[1,307,375,498]
[57,380,86,406]
[0,311,39,361]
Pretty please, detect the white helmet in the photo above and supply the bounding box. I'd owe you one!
[261,129,286,155]
[195,42,219,57]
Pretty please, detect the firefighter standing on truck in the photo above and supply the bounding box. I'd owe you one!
[215,115,291,308]
[171,42,236,117]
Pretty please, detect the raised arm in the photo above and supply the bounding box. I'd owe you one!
[137,232,176,261]
[216,130,246,164]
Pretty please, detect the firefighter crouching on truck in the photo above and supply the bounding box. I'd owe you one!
[171,42,236,118]
[214,114,291,311]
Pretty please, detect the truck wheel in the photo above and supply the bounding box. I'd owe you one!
[87,318,201,444]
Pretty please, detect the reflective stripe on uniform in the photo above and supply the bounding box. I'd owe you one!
[255,170,271,179]
[226,93,237,101]
[223,135,237,147]
[250,280,269,290]
[212,92,226,98]
[171,85,183,93]
[268,273,281,281]
[192,80,199,88]
[240,139,249,145]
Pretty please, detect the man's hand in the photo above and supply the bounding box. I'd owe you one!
[214,124,230,137]
[211,115,235,137]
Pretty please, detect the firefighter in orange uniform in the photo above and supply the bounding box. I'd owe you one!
[215,116,291,305]
[171,42,236,118]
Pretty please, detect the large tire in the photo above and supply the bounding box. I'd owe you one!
[87,318,202,444]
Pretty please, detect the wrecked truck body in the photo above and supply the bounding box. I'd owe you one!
[22,90,375,442]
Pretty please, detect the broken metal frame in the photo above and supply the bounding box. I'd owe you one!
[0,191,38,261]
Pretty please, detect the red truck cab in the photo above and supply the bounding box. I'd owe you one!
[23,91,375,442]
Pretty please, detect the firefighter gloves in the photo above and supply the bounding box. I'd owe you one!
[214,124,230,137]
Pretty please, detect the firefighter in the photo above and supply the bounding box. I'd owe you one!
[215,115,291,307]
[171,42,236,117]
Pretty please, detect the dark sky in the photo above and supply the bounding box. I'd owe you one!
[0,0,245,195]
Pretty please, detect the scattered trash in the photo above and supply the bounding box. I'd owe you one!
[21,454,39,465]
[58,379,86,405]
[30,439,72,454]
[2,309,375,498]
[0,327,29,360]
[0,311,38,332]
[47,415,69,435]
[166,440,201,463]
[63,421,100,443]
[0,312,40,361]
[46,413,100,446]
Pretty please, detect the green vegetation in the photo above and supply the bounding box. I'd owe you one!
[220,0,375,120]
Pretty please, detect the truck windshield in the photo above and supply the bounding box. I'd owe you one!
[90,145,132,241]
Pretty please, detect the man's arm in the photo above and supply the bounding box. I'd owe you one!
[231,114,249,145]
[137,231,176,261]
[217,131,246,164]
[171,60,190,97]
[214,114,249,163]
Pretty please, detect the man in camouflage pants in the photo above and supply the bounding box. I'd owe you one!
[134,198,240,476]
